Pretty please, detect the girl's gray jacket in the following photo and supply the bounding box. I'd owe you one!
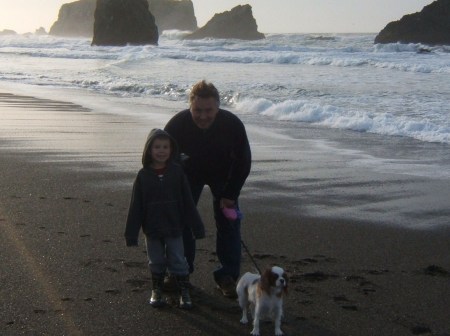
[124,129,205,246]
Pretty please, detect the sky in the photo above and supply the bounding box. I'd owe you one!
[0,0,434,34]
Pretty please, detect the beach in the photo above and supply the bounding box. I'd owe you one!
[1,89,449,336]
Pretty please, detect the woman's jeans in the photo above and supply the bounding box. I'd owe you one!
[183,181,241,282]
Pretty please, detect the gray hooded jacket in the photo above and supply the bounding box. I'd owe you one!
[125,129,205,245]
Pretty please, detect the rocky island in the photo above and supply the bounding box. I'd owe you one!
[50,0,197,37]
[49,0,96,37]
[148,0,197,32]
[375,0,450,45]
[185,4,265,40]
[91,0,158,46]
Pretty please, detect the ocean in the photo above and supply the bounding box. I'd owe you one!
[1,31,450,229]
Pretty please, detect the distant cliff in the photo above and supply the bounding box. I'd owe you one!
[375,0,450,45]
[50,0,197,37]
[185,4,264,40]
[148,0,197,32]
[0,29,18,35]
[49,0,96,37]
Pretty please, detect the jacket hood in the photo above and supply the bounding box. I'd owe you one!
[142,128,178,168]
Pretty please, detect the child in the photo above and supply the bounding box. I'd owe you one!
[125,128,205,309]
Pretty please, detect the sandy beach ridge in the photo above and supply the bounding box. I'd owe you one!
[1,92,449,335]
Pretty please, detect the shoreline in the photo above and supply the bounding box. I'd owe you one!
[2,85,450,230]
[1,91,449,335]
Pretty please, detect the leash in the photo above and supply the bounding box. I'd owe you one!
[222,205,262,274]
[240,239,262,275]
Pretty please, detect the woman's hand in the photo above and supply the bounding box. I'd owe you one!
[220,198,235,208]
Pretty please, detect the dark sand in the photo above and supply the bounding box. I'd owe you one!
[1,92,450,336]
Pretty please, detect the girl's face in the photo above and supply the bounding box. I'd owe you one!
[150,137,171,167]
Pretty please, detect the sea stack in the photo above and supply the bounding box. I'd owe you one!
[148,0,197,32]
[50,0,198,37]
[49,0,96,37]
[374,0,450,45]
[92,0,158,46]
[0,29,18,35]
[185,4,265,40]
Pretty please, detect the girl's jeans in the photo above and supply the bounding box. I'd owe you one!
[146,235,189,276]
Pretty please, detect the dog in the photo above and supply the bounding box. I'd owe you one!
[236,266,288,336]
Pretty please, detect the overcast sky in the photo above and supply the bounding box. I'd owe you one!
[0,0,433,34]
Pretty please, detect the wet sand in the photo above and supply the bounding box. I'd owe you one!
[1,92,449,336]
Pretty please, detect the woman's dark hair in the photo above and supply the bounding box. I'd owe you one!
[189,80,220,105]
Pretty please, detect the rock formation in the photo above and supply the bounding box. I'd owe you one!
[35,27,48,35]
[92,0,158,46]
[0,29,17,35]
[375,0,450,45]
[49,0,96,37]
[49,0,197,37]
[185,4,265,40]
[148,0,197,32]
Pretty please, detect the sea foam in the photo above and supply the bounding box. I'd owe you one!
[235,98,450,144]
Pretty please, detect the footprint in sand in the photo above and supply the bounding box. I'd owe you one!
[293,258,318,265]
[341,305,358,311]
[126,278,150,288]
[34,309,46,314]
[105,289,121,295]
[123,261,147,269]
[63,196,77,200]
[421,265,449,277]
[252,253,275,260]
[345,275,372,286]
[364,269,389,275]
[411,325,432,335]
[293,256,338,265]
[333,295,350,303]
[345,275,377,295]
[300,271,339,282]
[80,258,103,267]
[334,293,359,312]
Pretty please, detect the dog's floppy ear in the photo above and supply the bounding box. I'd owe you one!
[260,268,272,294]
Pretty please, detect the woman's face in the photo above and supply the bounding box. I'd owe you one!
[190,96,219,129]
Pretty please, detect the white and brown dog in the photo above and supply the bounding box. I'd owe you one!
[236,266,288,336]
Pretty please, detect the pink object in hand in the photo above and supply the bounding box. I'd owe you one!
[222,207,238,221]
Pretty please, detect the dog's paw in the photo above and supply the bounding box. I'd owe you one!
[240,317,249,324]
[250,329,260,336]
[275,330,284,336]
